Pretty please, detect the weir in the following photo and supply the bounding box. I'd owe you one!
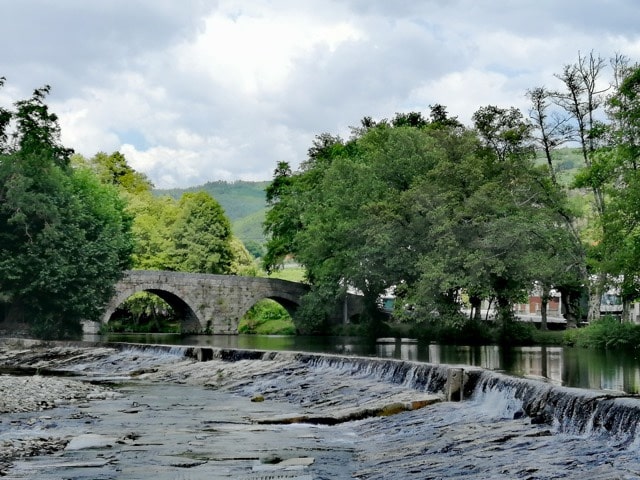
[113,342,640,445]
[3,340,640,478]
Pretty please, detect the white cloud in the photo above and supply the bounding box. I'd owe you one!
[174,6,364,96]
[2,1,640,188]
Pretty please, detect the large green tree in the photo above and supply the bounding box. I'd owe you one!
[0,82,132,338]
[170,191,234,274]
[264,106,583,335]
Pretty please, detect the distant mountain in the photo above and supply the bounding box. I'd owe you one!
[155,180,269,244]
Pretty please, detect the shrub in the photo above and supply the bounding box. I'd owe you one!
[239,299,294,335]
[564,316,640,350]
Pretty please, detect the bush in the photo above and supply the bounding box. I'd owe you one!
[239,299,295,335]
[407,315,495,345]
[497,321,537,346]
[563,316,640,350]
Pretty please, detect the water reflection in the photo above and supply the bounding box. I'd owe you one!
[100,333,640,394]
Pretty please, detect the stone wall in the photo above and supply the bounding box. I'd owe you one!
[100,270,312,334]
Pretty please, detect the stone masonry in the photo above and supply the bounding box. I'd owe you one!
[99,270,311,334]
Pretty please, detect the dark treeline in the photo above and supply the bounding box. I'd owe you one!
[263,52,640,338]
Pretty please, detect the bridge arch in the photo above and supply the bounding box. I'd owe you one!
[99,271,315,334]
[103,283,203,333]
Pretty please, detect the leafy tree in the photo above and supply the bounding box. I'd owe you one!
[472,105,534,162]
[229,236,259,276]
[127,192,178,270]
[594,62,640,319]
[0,82,132,338]
[264,107,584,335]
[263,161,299,272]
[170,191,234,274]
[85,151,153,194]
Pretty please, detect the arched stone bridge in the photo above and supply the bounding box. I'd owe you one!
[97,270,363,334]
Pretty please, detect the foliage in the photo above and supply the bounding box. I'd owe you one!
[127,192,179,270]
[76,151,153,194]
[264,106,583,334]
[0,82,132,338]
[563,316,640,350]
[105,292,180,333]
[238,299,295,335]
[169,191,234,274]
[229,236,259,276]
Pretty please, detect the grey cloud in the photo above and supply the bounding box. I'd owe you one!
[3,0,640,188]
[1,0,213,97]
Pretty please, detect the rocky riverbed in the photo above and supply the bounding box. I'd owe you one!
[1,339,640,479]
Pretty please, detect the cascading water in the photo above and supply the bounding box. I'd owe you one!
[4,342,640,478]
[472,369,640,446]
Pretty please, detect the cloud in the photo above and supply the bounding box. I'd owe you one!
[2,0,640,188]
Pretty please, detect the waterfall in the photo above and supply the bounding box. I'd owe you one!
[473,369,640,445]
[105,342,640,445]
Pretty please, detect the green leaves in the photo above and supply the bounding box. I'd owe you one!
[264,109,582,332]
[0,83,133,339]
[170,191,234,274]
[0,152,133,338]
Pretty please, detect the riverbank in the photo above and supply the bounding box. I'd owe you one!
[2,339,640,478]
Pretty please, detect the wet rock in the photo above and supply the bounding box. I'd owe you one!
[531,413,552,425]
[65,434,117,451]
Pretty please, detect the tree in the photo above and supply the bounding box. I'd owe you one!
[85,151,153,195]
[595,62,640,319]
[264,105,585,335]
[263,161,300,273]
[0,82,132,338]
[127,192,178,270]
[170,191,234,274]
[527,87,574,184]
[472,105,534,162]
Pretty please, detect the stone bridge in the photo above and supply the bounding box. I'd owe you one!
[94,270,363,334]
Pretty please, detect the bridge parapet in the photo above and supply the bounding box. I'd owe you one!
[101,270,312,334]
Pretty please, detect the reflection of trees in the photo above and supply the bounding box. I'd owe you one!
[391,343,640,393]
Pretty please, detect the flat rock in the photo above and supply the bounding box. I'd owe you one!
[65,434,117,451]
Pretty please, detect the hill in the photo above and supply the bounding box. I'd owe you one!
[155,180,268,245]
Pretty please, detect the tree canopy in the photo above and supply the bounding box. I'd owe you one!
[0,82,133,338]
[263,97,594,334]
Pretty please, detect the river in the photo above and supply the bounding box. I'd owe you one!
[3,342,640,479]
[100,333,640,394]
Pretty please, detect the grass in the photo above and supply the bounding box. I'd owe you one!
[267,265,306,283]
[238,298,296,335]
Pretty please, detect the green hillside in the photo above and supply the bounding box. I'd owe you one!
[534,147,583,185]
[155,180,268,245]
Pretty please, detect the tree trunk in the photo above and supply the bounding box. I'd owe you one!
[496,295,514,326]
[469,295,482,321]
[587,275,603,322]
[559,287,579,328]
[540,285,550,331]
[622,297,632,323]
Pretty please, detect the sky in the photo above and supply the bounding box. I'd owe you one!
[1,1,639,188]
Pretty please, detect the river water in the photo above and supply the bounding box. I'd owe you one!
[101,333,640,394]
[3,343,640,479]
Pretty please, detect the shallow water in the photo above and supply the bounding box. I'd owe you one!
[4,345,640,479]
[101,333,640,394]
